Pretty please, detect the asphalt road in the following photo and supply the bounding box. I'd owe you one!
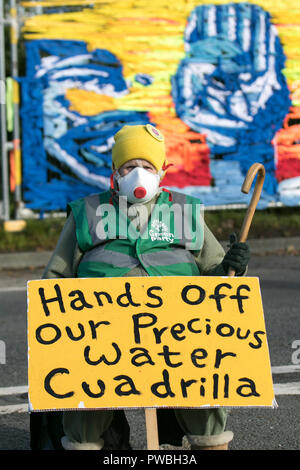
[0,254,299,451]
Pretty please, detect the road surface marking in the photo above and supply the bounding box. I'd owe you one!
[1,383,300,414]
[272,365,300,374]
[0,404,28,414]
[273,382,300,395]
[0,385,28,396]
[1,379,300,414]
[0,286,26,293]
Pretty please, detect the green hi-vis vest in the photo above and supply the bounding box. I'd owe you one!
[68,190,204,278]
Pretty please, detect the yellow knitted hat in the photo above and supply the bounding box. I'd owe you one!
[112,124,166,171]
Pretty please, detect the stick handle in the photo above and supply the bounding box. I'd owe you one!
[228,163,265,277]
[145,408,159,450]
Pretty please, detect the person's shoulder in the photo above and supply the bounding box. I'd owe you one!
[67,191,111,214]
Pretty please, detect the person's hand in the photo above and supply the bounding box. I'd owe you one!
[222,233,250,275]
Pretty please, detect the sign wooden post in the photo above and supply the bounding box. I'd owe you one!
[27,276,275,449]
[145,408,159,450]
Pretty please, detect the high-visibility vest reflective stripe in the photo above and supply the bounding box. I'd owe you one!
[68,190,203,278]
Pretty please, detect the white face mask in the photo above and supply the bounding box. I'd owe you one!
[115,167,161,204]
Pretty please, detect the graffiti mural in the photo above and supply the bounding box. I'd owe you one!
[19,1,300,211]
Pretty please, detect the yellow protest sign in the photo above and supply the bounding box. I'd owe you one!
[27,276,275,411]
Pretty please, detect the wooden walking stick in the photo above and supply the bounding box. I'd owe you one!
[228,162,266,276]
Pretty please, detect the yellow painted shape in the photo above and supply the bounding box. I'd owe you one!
[4,220,26,232]
[65,89,117,115]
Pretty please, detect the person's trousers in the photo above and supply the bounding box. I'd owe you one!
[61,407,228,449]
